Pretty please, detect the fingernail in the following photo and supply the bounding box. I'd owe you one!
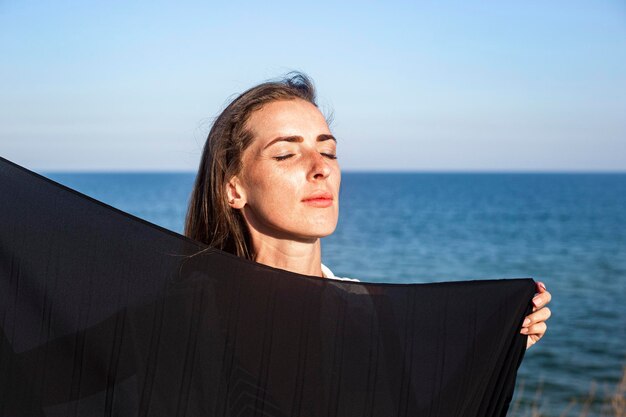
[520,328,528,334]
[533,296,542,306]
[538,282,546,290]
[523,318,531,326]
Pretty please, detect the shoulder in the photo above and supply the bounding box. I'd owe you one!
[321,263,360,282]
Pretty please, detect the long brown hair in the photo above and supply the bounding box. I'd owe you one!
[184,72,319,260]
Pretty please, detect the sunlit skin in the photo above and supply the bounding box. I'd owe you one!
[523,282,552,349]
[226,97,551,350]
[226,98,340,278]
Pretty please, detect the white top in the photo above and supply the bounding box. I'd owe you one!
[321,263,360,282]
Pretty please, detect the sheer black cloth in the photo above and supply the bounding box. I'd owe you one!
[0,156,535,417]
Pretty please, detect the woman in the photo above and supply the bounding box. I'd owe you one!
[185,72,551,349]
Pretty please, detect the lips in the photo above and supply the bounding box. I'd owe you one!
[302,191,333,202]
[302,191,334,207]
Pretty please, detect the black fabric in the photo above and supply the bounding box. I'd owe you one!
[0,156,535,417]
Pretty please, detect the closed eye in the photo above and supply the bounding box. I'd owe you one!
[273,154,294,161]
[273,153,337,161]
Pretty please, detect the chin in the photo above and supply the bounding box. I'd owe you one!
[306,223,338,238]
[284,222,337,240]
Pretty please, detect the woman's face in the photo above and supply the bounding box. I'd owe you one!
[227,98,341,242]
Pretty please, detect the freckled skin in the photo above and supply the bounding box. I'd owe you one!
[228,98,341,243]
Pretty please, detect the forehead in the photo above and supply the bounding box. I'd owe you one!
[245,98,330,140]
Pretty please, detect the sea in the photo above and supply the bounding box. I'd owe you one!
[45,171,626,417]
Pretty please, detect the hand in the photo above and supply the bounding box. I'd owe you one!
[520,281,552,350]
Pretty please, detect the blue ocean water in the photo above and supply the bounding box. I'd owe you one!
[45,171,626,417]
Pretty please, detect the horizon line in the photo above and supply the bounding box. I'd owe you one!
[40,169,626,175]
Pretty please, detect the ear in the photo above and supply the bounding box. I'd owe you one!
[226,176,247,209]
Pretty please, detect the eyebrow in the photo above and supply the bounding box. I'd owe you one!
[263,134,337,150]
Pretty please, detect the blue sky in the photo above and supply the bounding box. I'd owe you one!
[1,0,624,172]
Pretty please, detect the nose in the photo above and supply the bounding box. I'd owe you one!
[307,150,332,181]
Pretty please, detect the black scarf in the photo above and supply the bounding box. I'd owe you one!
[0,156,534,417]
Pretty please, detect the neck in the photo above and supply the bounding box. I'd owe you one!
[249,233,323,277]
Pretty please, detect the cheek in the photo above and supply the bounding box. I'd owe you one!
[328,164,341,194]
[246,165,302,207]
[246,171,307,229]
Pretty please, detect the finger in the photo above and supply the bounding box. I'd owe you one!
[520,322,547,335]
[543,289,552,304]
[522,307,551,327]
[532,289,552,308]
[526,332,542,349]
[535,281,547,293]
[527,333,543,349]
